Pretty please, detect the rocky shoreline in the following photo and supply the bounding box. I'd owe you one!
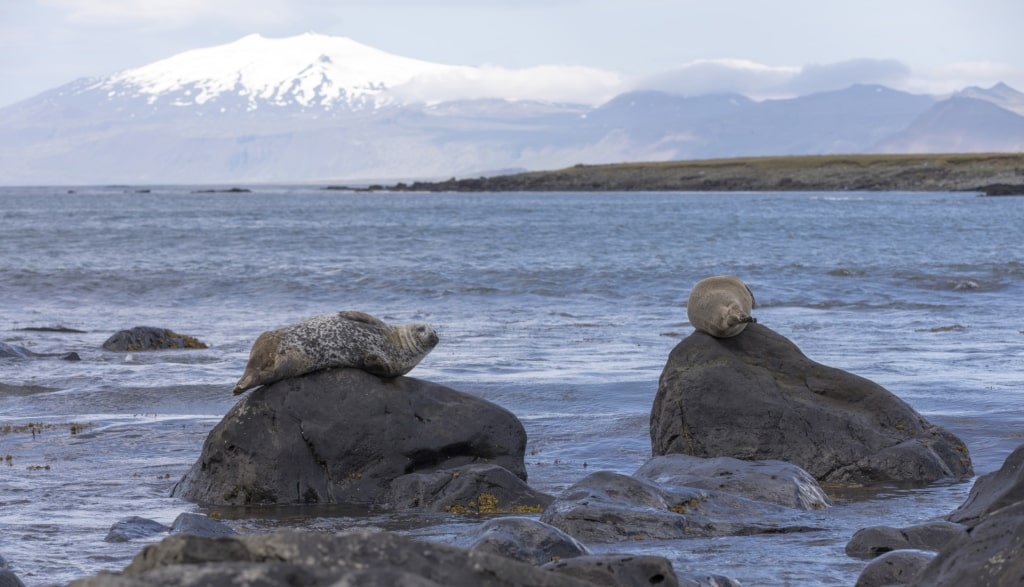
[336,153,1024,194]
[6,318,1019,586]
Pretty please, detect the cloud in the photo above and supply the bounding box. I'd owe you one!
[630,59,799,98]
[782,59,912,95]
[387,64,627,105]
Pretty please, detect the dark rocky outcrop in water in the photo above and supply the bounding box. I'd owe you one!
[634,454,831,510]
[456,517,590,566]
[173,368,532,508]
[845,521,966,559]
[0,554,26,587]
[101,326,208,351]
[538,470,819,544]
[650,323,973,485]
[68,529,602,587]
[104,517,171,543]
[849,443,1024,586]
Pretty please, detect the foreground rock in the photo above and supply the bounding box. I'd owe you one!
[0,554,26,587]
[850,443,1024,586]
[635,454,831,510]
[69,529,599,587]
[651,323,973,485]
[102,326,208,351]
[543,555,681,587]
[539,470,819,543]
[173,368,531,507]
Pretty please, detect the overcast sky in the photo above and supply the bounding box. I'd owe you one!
[1,0,1022,108]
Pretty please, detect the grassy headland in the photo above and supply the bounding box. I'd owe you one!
[372,153,1024,194]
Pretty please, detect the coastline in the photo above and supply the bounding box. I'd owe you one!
[346,153,1024,194]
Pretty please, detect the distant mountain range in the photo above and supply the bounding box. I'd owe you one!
[1,33,1022,185]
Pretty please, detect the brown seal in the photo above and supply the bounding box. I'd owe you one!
[687,275,757,338]
[231,310,439,395]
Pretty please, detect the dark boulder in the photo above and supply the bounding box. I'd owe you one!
[173,368,529,507]
[104,516,171,543]
[845,521,966,559]
[457,517,590,565]
[634,454,831,510]
[854,550,934,587]
[539,470,819,544]
[909,501,1024,586]
[0,554,25,587]
[102,326,208,351]
[0,342,34,359]
[946,443,1024,525]
[168,513,236,538]
[68,529,596,587]
[388,464,553,513]
[543,554,679,587]
[650,323,973,485]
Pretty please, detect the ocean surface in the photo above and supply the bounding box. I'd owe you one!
[1,186,1022,586]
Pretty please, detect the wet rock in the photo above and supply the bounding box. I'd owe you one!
[634,454,831,510]
[946,443,1024,525]
[845,521,966,559]
[539,470,818,543]
[61,351,81,361]
[674,572,743,587]
[457,517,590,565]
[387,464,552,513]
[650,323,973,485]
[909,500,1024,586]
[173,368,529,507]
[104,516,170,543]
[0,342,34,359]
[101,326,208,351]
[68,529,596,587]
[543,554,679,587]
[0,554,26,587]
[854,550,933,587]
[168,513,235,538]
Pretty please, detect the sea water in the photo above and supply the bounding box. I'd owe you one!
[1,186,1022,585]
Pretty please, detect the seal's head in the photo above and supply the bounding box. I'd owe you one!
[404,323,439,354]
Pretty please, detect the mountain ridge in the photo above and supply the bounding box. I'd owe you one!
[0,33,1021,185]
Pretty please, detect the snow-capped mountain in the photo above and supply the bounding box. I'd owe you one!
[0,33,1021,185]
[88,33,476,112]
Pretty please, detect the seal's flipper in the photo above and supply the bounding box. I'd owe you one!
[339,311,386,327]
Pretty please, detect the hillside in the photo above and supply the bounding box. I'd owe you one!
[376,153,1024,194]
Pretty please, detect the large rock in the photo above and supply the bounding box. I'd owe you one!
[542,554,680,587]
[634,454,831,510]
[908,500,1024,586]
[946,443,1024,525]
[173,368,529,506]
[855,550,934,587]
[69,529,596,587]
[650,323,973,485]
[539,470,818,543]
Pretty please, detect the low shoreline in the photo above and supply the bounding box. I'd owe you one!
[333,153,1024,194]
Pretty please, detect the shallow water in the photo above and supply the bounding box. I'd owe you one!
[1,187,1022,585]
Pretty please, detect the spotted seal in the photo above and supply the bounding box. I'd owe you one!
[687,275,757,338]
[231,311,439,395]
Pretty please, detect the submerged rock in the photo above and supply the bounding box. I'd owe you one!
[102,326,208,351]
[173,368,529,507]
[650,323,973,485]
[634,454,831,510]
[539,470,818,544]
[168,513,235,538]
[457,517,590,566]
